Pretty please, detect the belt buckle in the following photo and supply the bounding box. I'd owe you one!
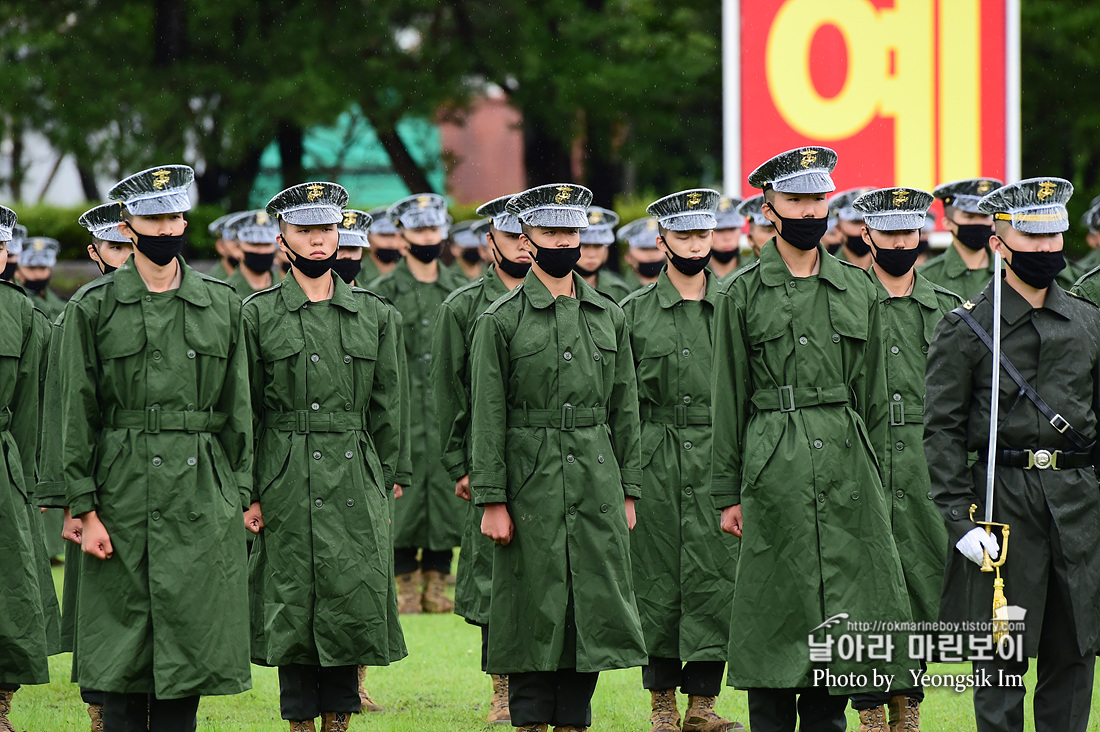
[1029,449,1054,470]
[295,410,309,435]
[1050,414,1070,433]
[889,402,905,426]
[560,403,575,431]
[778,385,795,413]
[145,406,161,434]
[674,405,687,428]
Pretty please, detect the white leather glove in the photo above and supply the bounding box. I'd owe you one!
[956,527,1000,566]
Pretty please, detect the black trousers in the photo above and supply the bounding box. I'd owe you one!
[81,687,107,705]
[393,547,451,575]
[849,661,926,710]
[480,623,490,674]
[103,693,198,732]
[0,683,17,691]
[642,657,725,697]
[973,568,1095,732]
[509,670,599,727]
[747,687,848,732]
[278,664,361,721]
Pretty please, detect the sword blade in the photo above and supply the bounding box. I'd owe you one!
[984,251,1003,525]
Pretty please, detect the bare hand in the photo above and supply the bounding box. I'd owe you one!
[243,501,264,535]
[62,507,83,545]
[393,484,404,498]
[481,503,514,545]
[455,475,471,501]
[625,496,637,530]
[81,511,113,560]
[721,504,743,537]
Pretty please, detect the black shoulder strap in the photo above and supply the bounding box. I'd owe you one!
[955,306,1092,452]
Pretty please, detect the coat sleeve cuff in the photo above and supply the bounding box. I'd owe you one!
[473,487,507,506]
[395,471,411,487]
[68,488,98,518]
[34,481,68,509]
[623,483,642,500]
[711,477,741,509]
[443,453,469,483]
[619,468,642,486]
[383,470,395,492]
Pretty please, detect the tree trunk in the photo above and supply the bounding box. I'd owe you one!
[9,119,25,201]
[76,161,100,201]
[376,124,436,194]
[154,0,188,66]
[225,144,265,211]
[276,121,305,188]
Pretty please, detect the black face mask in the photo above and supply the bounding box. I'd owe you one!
[242,250,276,274]
[283,240,337,279]
[952,221,994,251]
[0,260,16,280]
[574,263,598,277]
[637,259,665,279]
[460,248,482,264]
[661,236,712,276]
[488,234,531,279]
[766,203,828,251]
[826,243,842,256]
[916,238,930,255]
[374,248,402,264]
[332,258,362,284]
[868,232,921,278]
[23,276,50,293]
[127,224,184,267]
[845,234,871,257]
[280,260,292,274]
[90,243,117,275]
[711,249,738,265]
[226,256,240,269]
[999,237,1065,290]
[408,242,443,263]
[529,236,581,279]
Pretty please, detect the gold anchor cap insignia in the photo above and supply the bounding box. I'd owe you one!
[686,192,703,208]
[588,210,602,224]
[417,195,432,209]
[719,198,732,211]
[554,186,573,204]
[343,211,358,227]
[1037,181,1058,201]
[255,211,269,225]
[151,169,171,190]
[892,190,910,206]
[977,180,993,194]
[800,149,818,169]
[306,184,325,202]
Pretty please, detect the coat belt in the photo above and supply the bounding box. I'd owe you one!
[888,401,924,426]
[639,403,711,426]
[264,410,368,434]
[751,385,849,412]
[507,404,607,431]
[105,408,227,434]
[976,448,1093,470]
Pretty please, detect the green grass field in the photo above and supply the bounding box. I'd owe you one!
[8,567,1100,731]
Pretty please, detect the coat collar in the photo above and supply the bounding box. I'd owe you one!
[654,268,719,308]
[942,242,993,278]
[522,270,608,310]
[758,240,848,291]
[279,270,359,312]
[113,255,211,307]
[871,269,942,310]
[988,277,1074,325]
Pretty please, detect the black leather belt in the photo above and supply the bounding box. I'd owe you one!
[978,449,1093,470]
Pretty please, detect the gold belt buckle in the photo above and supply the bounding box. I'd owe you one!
[1029,449,1054,470]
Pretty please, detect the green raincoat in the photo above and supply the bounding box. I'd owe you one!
[469,270,647,674]
[620,271,737,663]
[871,270,959,625]
[58,257,253,698]
[710,243,914,693]
[29,287,66,322]
[368,259,466,551]
[242,272,407,667]
[227,267,280,299]
[431,265,512,625]
[0,280,51,686]
[917,243,994,301]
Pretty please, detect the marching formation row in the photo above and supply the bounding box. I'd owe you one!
[1,145,1098,732]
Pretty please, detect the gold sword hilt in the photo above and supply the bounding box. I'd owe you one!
[969,503,1010,571]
